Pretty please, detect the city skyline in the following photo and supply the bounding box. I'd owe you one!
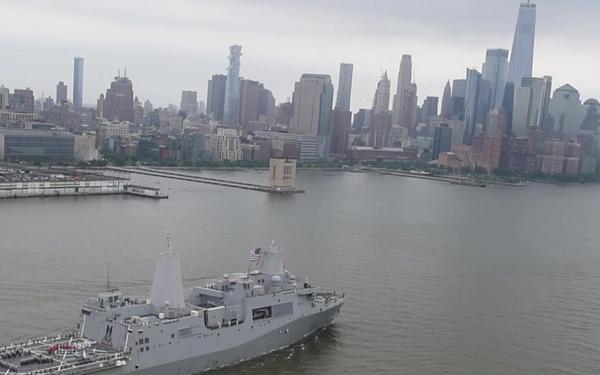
[1,0,599,111]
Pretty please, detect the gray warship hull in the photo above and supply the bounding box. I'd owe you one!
[102,304,340,375]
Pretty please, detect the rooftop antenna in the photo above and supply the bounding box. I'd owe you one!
[117,69,120,78]
[124,66,127,78]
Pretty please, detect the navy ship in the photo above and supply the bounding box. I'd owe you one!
[0,239,345,374]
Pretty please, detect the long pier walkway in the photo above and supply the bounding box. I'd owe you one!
[106,167,305,194]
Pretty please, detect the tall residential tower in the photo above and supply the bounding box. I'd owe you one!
[73,57,84,111]
[223,45,242,125]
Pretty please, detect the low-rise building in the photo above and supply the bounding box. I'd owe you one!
[74,133,99,161]
[0,110,41,126]
[0,128,74,160]
[347,146,419,162]
[206,127,242,161]
[182,131,206,162]
[253,131,325,161]
[537,154,564,175]
[99,120,130,138]
[563,157,580,176]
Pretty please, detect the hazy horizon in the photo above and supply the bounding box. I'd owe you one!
[2,0,599,111]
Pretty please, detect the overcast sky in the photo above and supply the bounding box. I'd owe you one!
[1,0,599,111]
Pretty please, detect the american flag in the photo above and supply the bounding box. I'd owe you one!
[249,248,263,262]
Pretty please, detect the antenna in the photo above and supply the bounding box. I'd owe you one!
[124,66,127,78]
[117,69,120,78]
[106,263,110,292]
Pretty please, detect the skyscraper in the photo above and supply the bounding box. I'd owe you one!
[440,81,452,119]
[421,96,439,125]
[540,75,553,131]
[73,57,84,111]
[369,112,392,148]
[56,81,68,104]
[180,91,198,117]
[548,84,585,137]
[475,80,492,130]
[330,109,352,155]
[352,109,371,133]
[482,49,509,109]
[11,88,35,113]
[432,124,453,160]
[330,63,354,156]
[238,79,275,127]
[507,2,536,86]
[143,100,153,117]
[463,69,481,144]
[223,45,242,125]
[0,86,10,110]
[335,63,353,111]
[512,77,546,136]
[275,102,293,126]
[289,74,333,137]
[103,75,134,122]
[207,74,227,122]
[96,93,104,118]
[372,72,390,114]
[452,79,467,99]
[393,55,412,107]
[391,55,417,133]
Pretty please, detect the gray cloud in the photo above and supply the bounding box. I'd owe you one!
[1,0,598,111]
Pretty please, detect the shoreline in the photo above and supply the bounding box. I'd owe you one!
[5,162,598,187]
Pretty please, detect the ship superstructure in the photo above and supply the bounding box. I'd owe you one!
[0,240,345,375]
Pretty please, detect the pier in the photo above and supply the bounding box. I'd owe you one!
[106,167,306,194]
[353,167,526,188]
[0,167,168,200]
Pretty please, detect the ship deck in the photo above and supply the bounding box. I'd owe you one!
[0,333,126,375]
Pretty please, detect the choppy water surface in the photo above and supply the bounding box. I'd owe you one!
[1,170,600,374]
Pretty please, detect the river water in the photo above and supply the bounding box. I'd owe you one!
[1,170,600,374]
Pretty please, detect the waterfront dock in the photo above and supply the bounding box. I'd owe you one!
[105,167,306,194]
[0,167,168,200]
